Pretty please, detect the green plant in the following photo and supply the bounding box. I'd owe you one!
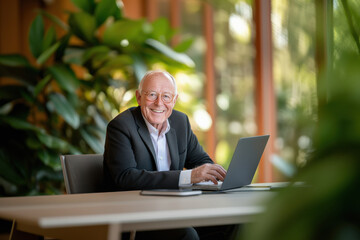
[0,0,194,196]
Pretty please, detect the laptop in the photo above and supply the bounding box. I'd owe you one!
[183,135,270,192]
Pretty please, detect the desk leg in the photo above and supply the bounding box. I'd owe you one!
[10,220,43,240]
[107,223,121,240]
[106,224,136,240]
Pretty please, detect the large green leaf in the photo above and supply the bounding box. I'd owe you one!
[145,39,195,67]
[37,41,61,65]
[68,12,97,44]
[71,0,96,14]
[95,0,119,27]
[29,15,44,58]
[103,19,145,47]
[48,64,80,92]
[48,93,80,129]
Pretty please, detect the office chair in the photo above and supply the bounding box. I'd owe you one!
[60,154,104,194]
[60,154,136,240]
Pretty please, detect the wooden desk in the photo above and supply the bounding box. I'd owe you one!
[0,190,274,240]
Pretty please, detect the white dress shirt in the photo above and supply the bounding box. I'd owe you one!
[142,116,192,187]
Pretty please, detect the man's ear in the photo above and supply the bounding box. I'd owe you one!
[135,90,141,105]
[173,94,178,104]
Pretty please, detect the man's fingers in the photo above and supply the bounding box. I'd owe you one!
[191,163,227,183]
[210,164,226,179]
[209,169,224,181]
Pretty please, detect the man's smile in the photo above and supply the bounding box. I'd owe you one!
[151,109,165,113]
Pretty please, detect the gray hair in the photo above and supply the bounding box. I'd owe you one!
[138,70,178,95]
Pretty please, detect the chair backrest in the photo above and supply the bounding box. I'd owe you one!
[60,154,104,194]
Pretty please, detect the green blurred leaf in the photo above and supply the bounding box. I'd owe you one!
[34,75,51,96]
[48,64,80,92]
[78,46,109,70]
[63,47,85,65]
[145,39,195,67]
[91,107,107,131]
[103,19,144,47]
[173,38,194,52]
[68,12,97,44]
[0,54,31,67]
[37,149,61,171]
[0,56,38,86]
[80,127,104,153]
[0,102,13,115]
[82,45,111,63]
[54,33,71,61]
[99,55,133,73]
[36,167,63,181]
[0,85,28,101]
[36,131,80,154]
[151,18,172,42]
[48,93,80,129]
[38,10,68,31]
[71,0,96,14]
[37,41,61,65]
[0,116,44,133]
[0,151,25,185]
[20,89,36,104]
[42,26,56,52]
[132,54,147,84]
[26,137,42,149]
[95,0,118,27]
[0,65,38,86]
[29,15,44,58]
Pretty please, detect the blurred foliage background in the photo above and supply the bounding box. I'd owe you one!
[0,0,358,238]
[241,0,360,239]
[0,0,195,196]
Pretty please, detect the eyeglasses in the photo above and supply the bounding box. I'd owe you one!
[142,91,175,103]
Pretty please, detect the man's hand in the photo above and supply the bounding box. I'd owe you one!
[191,163,227,184]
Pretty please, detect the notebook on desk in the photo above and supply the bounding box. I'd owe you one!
[183,135,270,192]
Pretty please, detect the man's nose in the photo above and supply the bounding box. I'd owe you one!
[154,95,163,105]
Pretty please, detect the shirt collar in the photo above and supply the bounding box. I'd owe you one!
[142,114,170,136]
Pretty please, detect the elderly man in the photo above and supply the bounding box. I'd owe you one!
[103,70,236,240]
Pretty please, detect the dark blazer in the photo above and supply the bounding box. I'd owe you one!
[103,106,213,191]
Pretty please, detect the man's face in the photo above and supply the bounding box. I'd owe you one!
[136,72,178,130]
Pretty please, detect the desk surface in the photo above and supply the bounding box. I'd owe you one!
[0,188,276,239]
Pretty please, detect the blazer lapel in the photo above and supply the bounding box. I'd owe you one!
[166,128,180,170]
[133,107,157,163]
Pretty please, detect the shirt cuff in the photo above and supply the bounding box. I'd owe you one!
[179,170,193,187]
